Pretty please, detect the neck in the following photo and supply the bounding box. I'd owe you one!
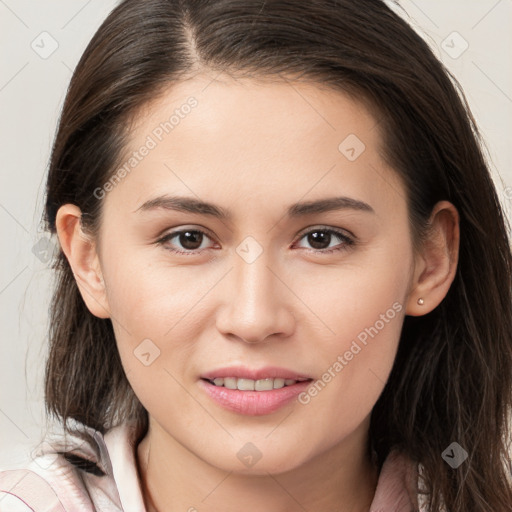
[136,417,379,512]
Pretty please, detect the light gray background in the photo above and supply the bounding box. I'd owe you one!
[1,0,511,470]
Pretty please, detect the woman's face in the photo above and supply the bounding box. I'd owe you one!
[94,74,418,473]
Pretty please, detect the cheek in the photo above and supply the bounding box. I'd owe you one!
[102,249,206,333]
[104,259,199,424]
[297,301,404,453]
[101,251,220,398]
[295,235,410,357]
[294,242,410,438]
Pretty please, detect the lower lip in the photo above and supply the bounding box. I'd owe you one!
[199,379,313,416]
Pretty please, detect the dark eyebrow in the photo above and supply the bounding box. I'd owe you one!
[287,196,374,216]
[134,195,375,219]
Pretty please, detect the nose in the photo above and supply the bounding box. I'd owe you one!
[215,253,295,344]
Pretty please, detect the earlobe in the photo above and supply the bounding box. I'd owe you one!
[55,204,111,319]
[406,201,460,317]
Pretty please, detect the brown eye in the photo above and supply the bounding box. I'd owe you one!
[306,231,332,250]
[177,231,204,250]
[157,229,215,254]
[296,228,354,254]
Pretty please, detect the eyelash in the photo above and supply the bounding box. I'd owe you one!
[155,226,355,256]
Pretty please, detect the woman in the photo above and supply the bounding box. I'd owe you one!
[1,0,511,510]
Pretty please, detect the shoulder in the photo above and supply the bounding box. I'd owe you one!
[0,423,130,512]
[0,465,74,512]
[0,461,95,512]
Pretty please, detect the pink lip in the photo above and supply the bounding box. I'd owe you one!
[200,365,312,381]
[199,366,314,415]
[198,379,313,416]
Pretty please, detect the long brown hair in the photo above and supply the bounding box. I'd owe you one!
[42,0,512,509]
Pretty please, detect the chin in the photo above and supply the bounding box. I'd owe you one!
[205,446,307,476]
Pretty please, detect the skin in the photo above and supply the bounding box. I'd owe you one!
[56,73,459,512]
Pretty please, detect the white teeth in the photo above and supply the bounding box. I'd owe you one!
[255,378,273,391]
[237,378,255,391]
[224,377,237,389]
[209,377,300,390]
[273,378,285,389]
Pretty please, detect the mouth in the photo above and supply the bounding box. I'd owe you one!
[198,366,314,415]
[201,376,311,391]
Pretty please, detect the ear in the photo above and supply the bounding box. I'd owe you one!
[405,200,460,316]
[55,204,111,319]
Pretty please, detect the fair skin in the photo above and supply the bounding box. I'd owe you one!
[55,74,459,512]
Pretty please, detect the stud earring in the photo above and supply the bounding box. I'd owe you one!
[417,298,424,305]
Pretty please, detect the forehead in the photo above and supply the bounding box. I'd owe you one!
[104,73,405,220]
[131,73,380,150]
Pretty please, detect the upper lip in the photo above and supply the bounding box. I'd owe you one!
[201,365,312,381]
